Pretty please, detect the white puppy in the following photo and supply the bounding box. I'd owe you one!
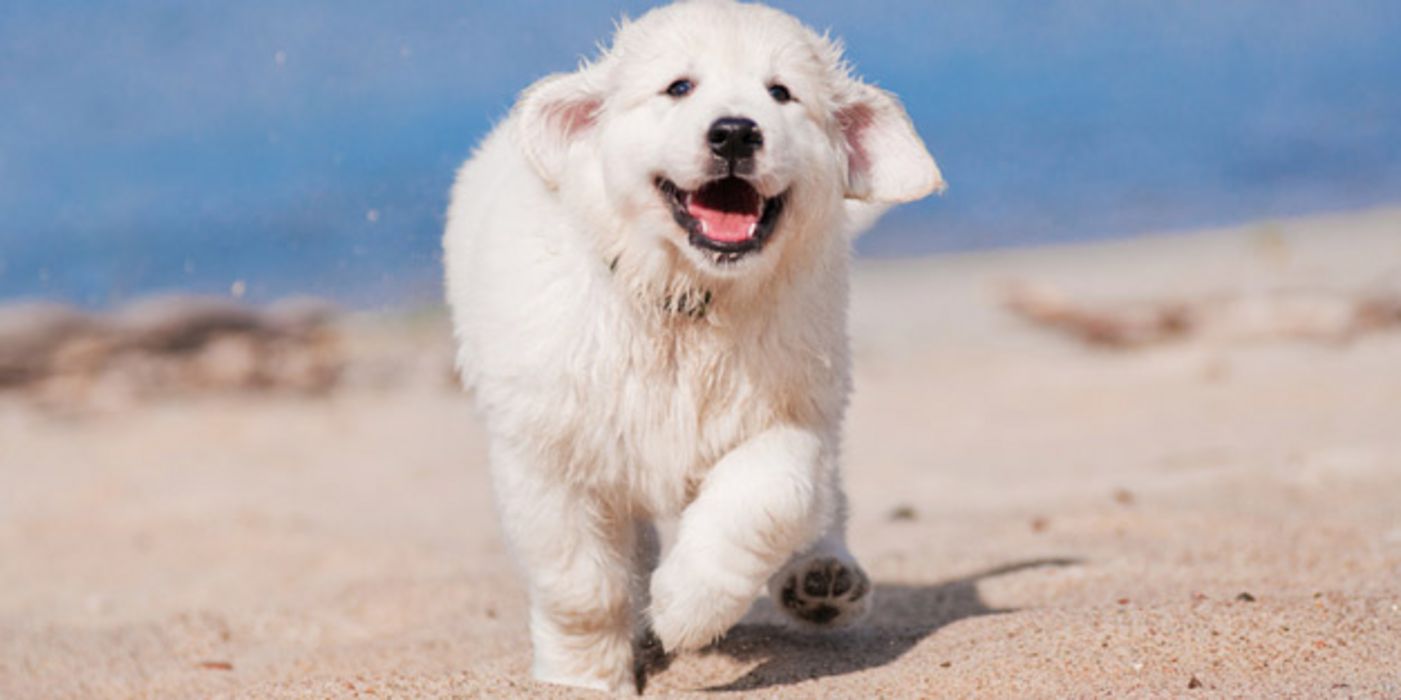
[443,0,942,692]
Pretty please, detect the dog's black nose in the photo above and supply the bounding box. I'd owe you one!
[707,117,763,161]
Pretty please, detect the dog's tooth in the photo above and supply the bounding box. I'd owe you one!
[747,222,757,238]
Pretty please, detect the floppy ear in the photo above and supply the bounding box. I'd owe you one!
[837,81,945,203]
[513,70,603,188]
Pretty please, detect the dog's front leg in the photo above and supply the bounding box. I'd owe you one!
[648,425,832,652]
[491,444,639,693]
[767,521,873,628]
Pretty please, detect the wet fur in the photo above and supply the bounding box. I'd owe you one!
[443,0,941,691]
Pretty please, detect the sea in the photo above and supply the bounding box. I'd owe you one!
[2,1,1399,308]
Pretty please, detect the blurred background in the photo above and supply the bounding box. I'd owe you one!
[3,0,1400,308]
[5,4,1401,696]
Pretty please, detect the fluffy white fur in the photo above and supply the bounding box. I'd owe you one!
[443,0,942,692]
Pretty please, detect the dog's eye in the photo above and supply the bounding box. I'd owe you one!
[768,83,793,104]
[665,79,694,98]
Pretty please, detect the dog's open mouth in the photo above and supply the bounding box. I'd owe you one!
[656,177,785,262]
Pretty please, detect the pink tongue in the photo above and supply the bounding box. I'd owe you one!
[688,201,758,243]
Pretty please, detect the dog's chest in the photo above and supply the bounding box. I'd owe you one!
[544,314,832,512]
[594,331,754,490]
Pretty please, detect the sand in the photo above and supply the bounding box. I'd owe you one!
[2,209,1400,698]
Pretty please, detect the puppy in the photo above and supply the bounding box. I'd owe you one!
[443,0,942,691]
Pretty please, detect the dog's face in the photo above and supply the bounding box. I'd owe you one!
[514,0,943,279]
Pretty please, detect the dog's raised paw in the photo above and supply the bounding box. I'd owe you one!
[772,555,871,627]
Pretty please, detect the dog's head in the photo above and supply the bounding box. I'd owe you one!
[512,0,943,280]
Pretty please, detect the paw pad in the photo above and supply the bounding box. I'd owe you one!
[777,556,870,626]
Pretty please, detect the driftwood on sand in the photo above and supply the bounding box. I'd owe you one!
[1002,282,1401,349]
[0,296,342,402]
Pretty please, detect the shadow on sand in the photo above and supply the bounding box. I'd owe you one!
[701,557,1081,692]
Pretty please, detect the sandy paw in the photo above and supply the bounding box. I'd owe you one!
[772,555,871,627]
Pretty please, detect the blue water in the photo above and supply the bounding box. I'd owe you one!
[2,1,1400,308]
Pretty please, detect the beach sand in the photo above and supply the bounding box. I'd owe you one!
[2,209,1399,698]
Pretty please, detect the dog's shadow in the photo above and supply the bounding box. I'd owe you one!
[698,557,1080,692]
